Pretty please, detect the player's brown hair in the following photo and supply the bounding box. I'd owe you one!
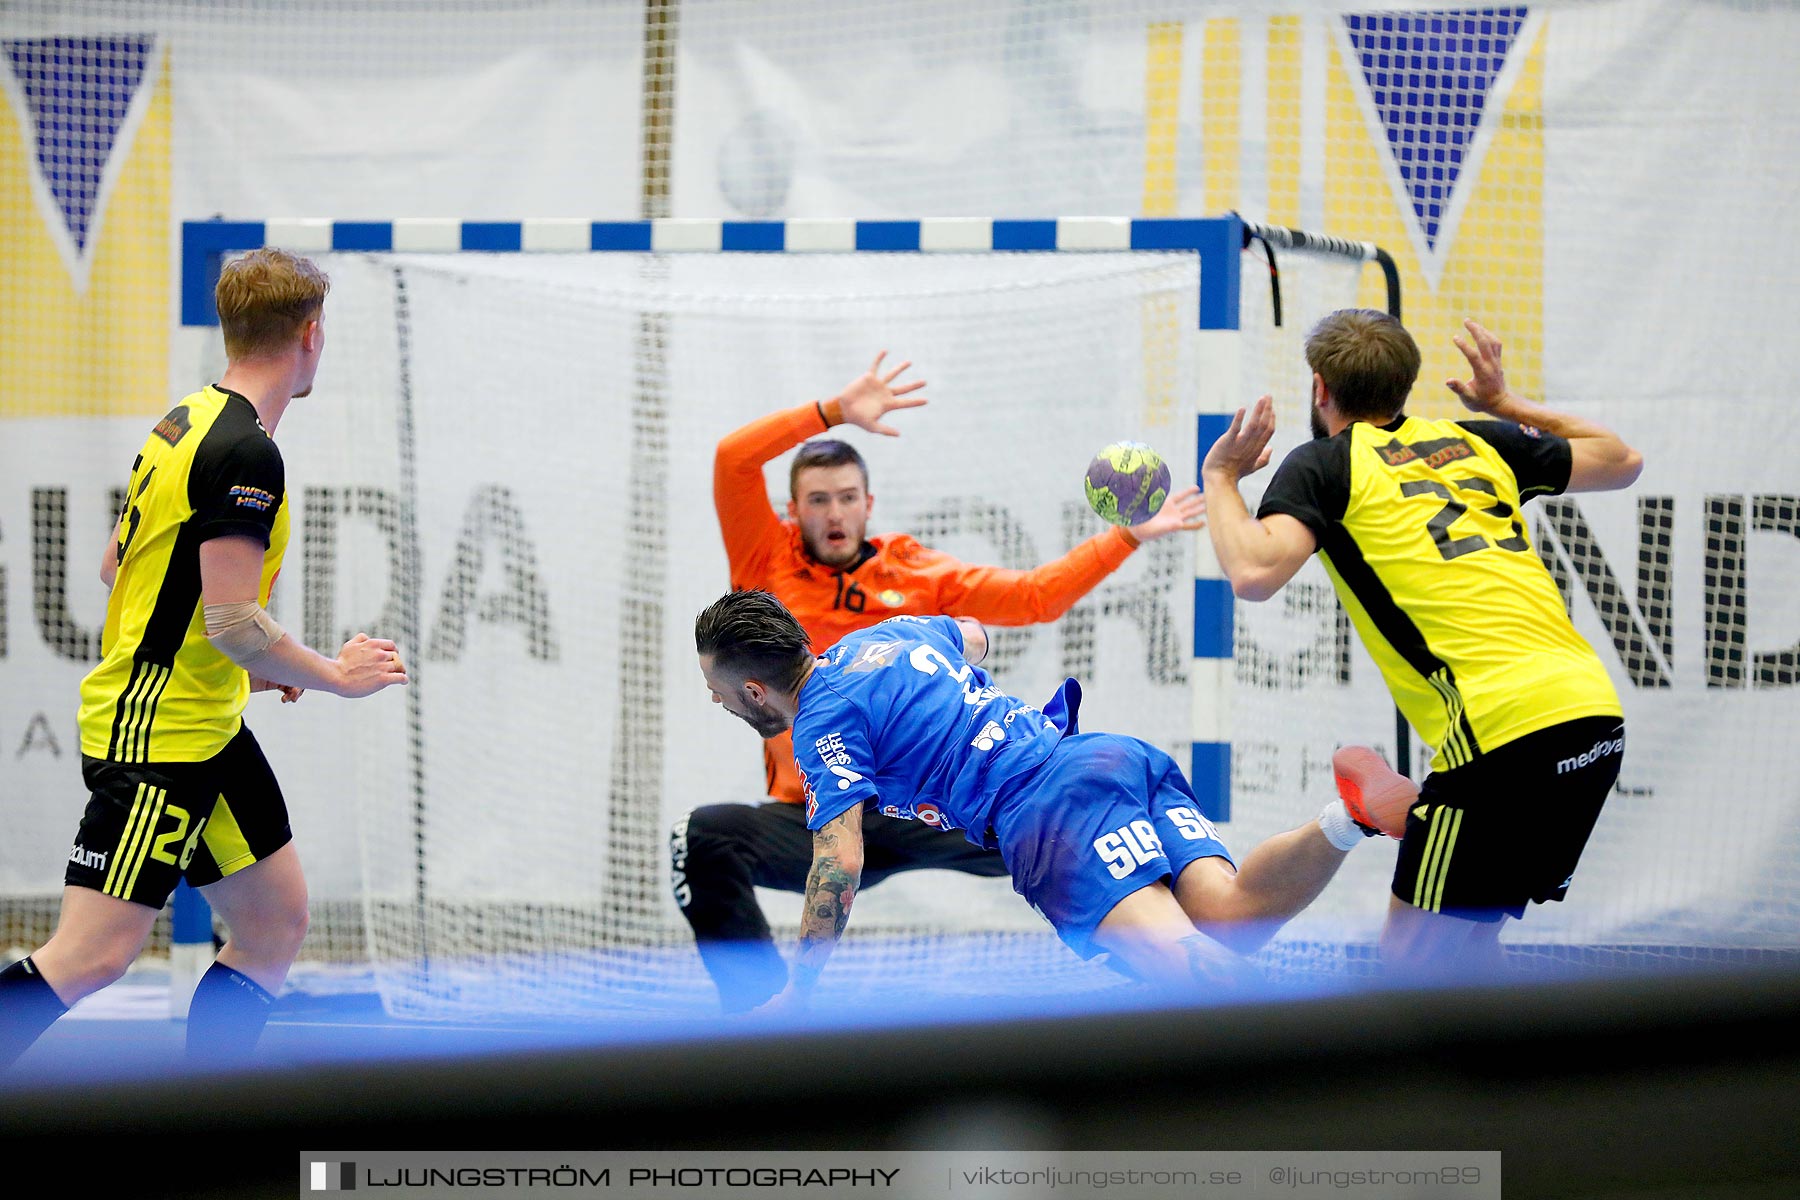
[1305,308,1421,422]
[215,248,331,360]
[695,589,814,694]
[789,439,869,499]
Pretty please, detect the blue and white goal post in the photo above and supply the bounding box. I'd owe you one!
[175,214,1398,1017]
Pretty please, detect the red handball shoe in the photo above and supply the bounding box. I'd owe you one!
[1332,746,1417,840]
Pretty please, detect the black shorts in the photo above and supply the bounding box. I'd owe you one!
[66,723,294,909]
[1392,715,1623,922]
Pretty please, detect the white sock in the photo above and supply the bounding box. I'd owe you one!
[1317,799,1364,852]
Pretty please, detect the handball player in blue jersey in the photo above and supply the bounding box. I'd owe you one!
[694,590,1398,1007]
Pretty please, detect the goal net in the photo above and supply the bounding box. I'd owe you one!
[284,236,1276,1018]
[11,217,1796,1021]
[294,228,1798,1021]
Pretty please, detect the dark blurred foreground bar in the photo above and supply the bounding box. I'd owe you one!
[4,963,1797,1200]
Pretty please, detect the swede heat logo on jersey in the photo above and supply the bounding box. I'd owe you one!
[230,485,277,512]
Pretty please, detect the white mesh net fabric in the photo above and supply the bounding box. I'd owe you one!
[294,249,1207,1017]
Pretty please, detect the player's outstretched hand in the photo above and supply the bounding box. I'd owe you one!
[1447,318,1509,414]
[836,350,928,437]
[1202,395,1276,482]
[334,632,409,698]
[1130,483,1206,543]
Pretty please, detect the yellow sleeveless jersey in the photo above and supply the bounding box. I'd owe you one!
[78,385,289,762]
[1258,414,1620,772]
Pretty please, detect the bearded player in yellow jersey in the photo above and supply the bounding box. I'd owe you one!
[0,249,408,1071]
[1202,311,1642,979]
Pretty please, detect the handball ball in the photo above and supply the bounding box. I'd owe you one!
[1084,441,1171,527]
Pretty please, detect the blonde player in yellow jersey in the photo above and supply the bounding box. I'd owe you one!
[0,249,408,1071]
[1201,311,1643,979]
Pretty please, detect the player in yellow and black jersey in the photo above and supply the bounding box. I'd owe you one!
[78,382,291,764]
[1202,311,1643,979]
[0,249,408,1072]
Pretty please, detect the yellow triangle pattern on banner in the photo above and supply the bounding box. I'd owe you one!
[0,45,170,419]
[1320,18,1546,418]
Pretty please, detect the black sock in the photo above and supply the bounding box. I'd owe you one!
[0,956,70,1070]
[186,962,275,1065]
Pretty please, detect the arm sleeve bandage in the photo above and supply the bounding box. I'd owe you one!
[204,601,287,668]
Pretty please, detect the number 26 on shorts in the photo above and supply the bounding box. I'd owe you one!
[1092,807,1218,880]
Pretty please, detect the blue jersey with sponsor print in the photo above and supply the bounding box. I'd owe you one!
[794,615,1076,846]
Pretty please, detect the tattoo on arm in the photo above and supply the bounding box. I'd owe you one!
[791,807,864,994]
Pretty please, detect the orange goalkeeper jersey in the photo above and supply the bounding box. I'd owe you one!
[716,401,1140,802]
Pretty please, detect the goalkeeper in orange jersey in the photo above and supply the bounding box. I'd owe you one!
[674,352,1206,1011]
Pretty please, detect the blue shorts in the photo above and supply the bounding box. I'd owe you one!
[990,733,1235,958]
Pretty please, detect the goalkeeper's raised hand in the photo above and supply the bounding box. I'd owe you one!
[1129,483,1206,543]
[833,350,929,436]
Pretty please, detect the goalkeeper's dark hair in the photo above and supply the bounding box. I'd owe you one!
[1305,308,1421,422]
[695,590,814,694]
[789,439,869,498]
